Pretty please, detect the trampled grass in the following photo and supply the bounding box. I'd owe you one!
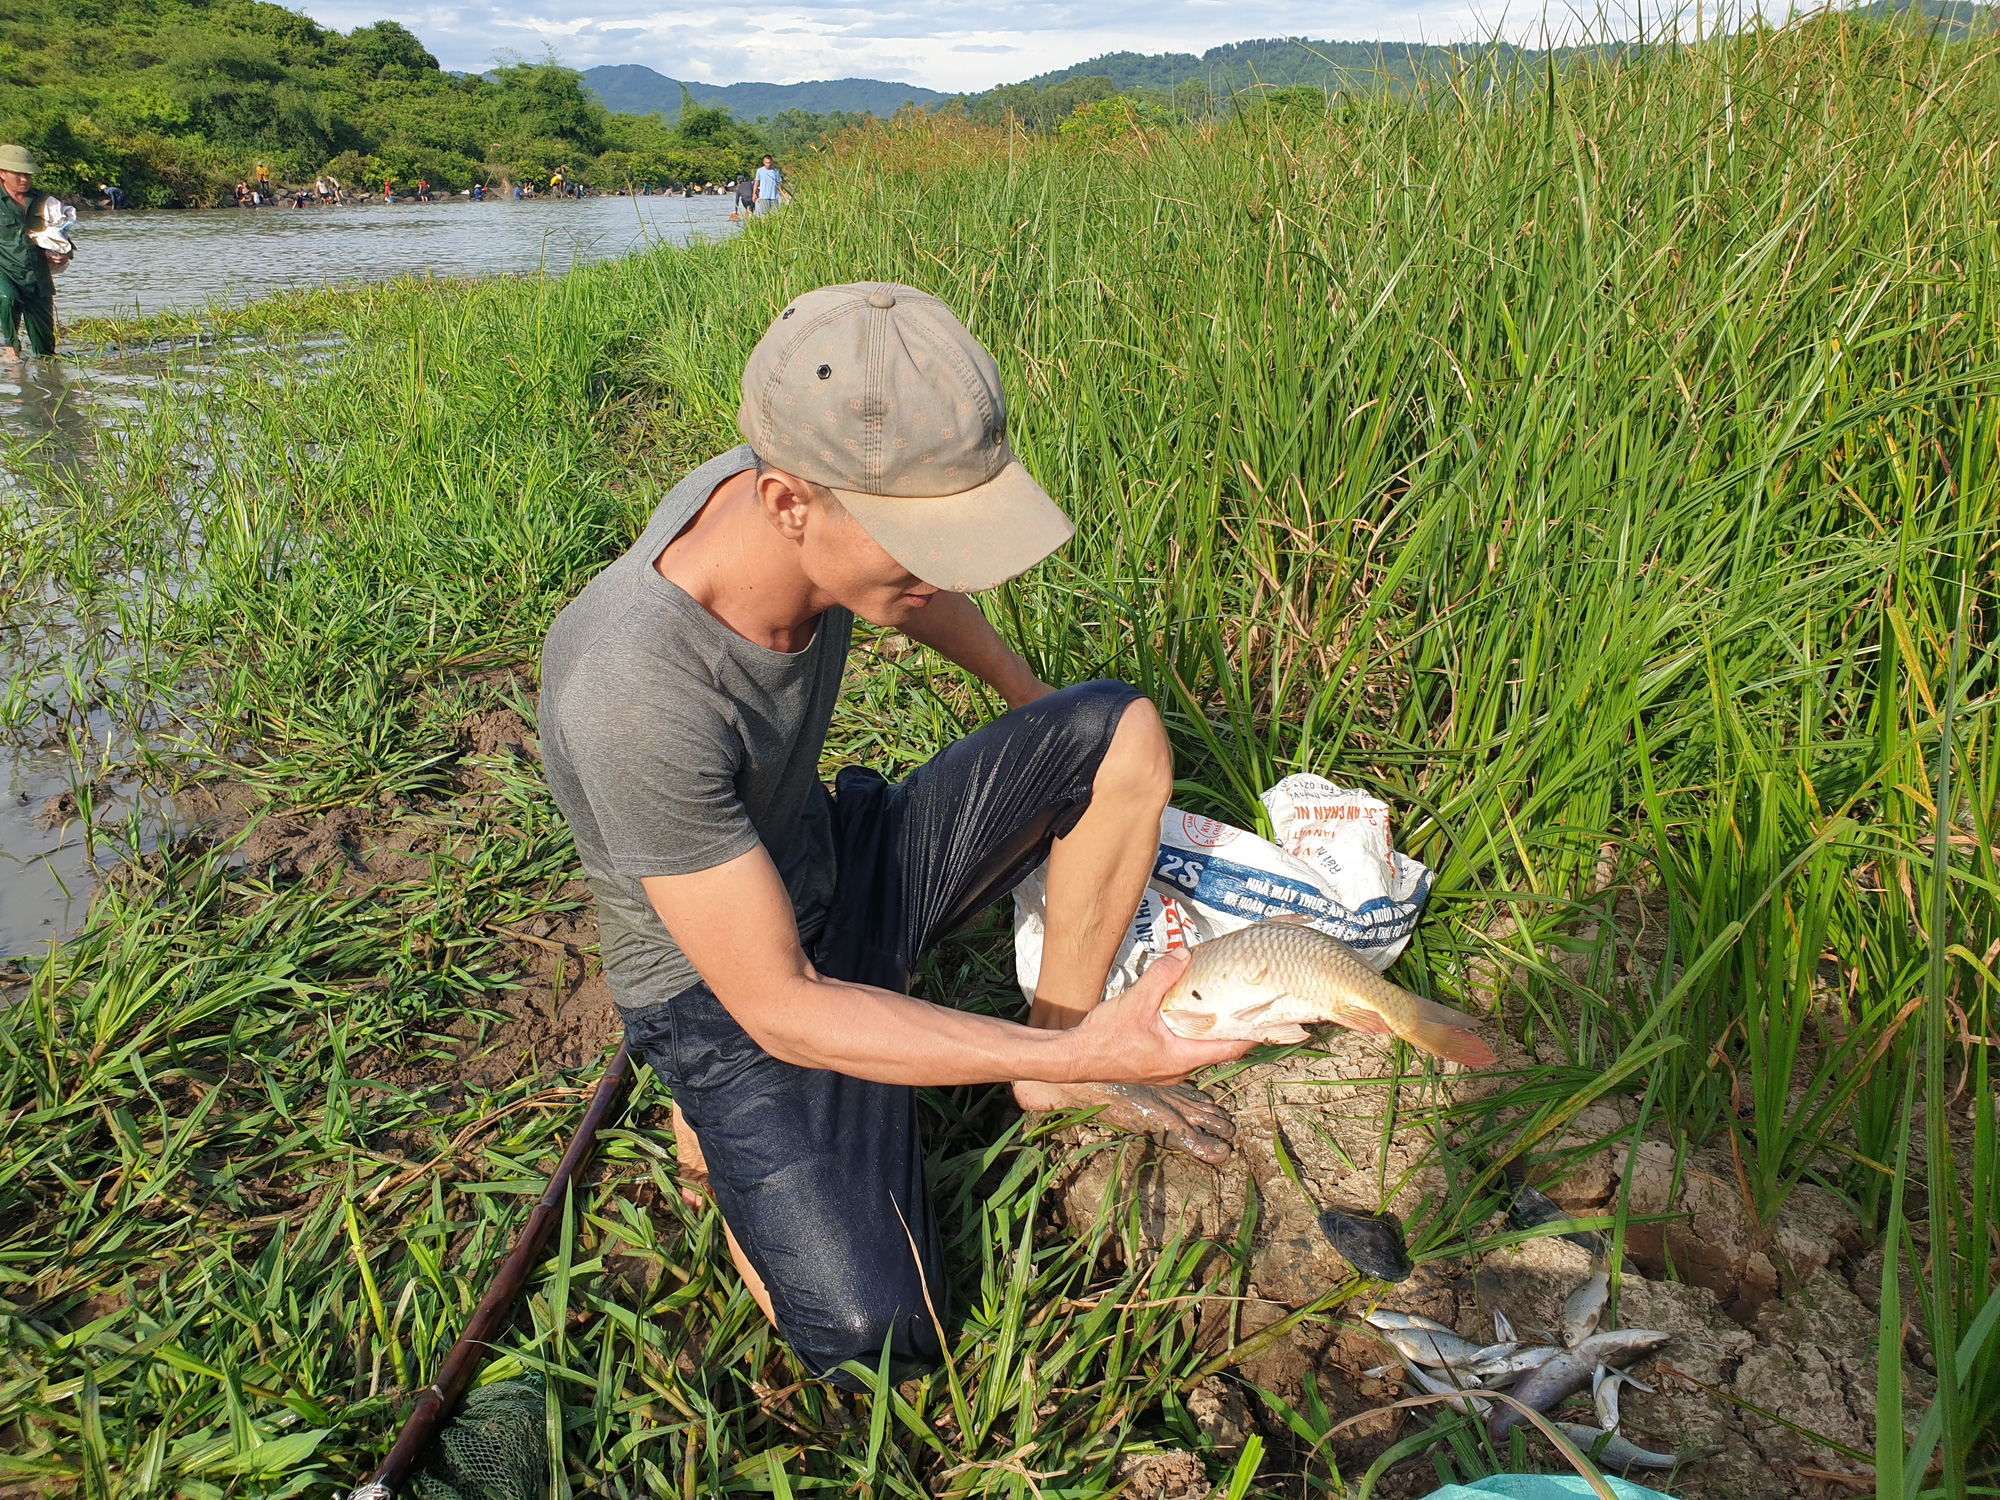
[2,11,1997,1497]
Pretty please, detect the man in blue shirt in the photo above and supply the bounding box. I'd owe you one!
[754,156,783,213]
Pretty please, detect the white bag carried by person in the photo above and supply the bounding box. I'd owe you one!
[1013,773,1433,1005]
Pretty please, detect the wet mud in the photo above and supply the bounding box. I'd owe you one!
[156,694,624,1102]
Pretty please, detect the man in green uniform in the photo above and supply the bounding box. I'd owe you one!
[0,145,70,362]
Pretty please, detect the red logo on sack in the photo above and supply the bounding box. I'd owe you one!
[1180,813,1233,848]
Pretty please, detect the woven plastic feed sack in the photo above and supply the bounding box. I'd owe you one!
[1012,773,1433,1005]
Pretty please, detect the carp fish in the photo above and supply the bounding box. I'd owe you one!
[1158,918,1496,1065]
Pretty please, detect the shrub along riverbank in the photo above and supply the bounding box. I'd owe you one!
[0,0,781,206]
[4,12,1997,1496]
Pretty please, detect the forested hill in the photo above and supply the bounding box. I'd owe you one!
[583,65,944,122]
[1017,37,1548,96]
[0,0,783,206]
[994,7,1993,101]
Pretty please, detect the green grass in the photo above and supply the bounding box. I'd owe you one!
[4,10,1998,1496]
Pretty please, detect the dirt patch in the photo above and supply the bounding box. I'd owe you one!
[459,705,541,793]
[1113,1449,1214,1499]
[451,909,623,1090]
[236,803,377,880]
[1051,1040,1919,1500]
[150,700,622,1099]
[33,789,79,830]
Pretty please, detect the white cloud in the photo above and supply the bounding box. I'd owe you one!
[308,0,1650,91]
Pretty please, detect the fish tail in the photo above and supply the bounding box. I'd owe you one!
[1401,1013,1497,1067]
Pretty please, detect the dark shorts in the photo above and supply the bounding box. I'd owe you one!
[621,679,1144,1388]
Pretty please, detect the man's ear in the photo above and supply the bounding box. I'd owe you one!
[758,469,814,541]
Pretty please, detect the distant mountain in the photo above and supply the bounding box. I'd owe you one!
[1852,0,1997,32]
[584,65,945,120]
[590,5,1993,127]
[1013,37,1549,98]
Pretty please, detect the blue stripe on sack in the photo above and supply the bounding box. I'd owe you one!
[1151,846,1432,949]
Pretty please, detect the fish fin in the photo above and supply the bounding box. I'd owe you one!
[1413,994,1486,1028]
[1403,1015,1498,1067]
[1166,1010,1218,1037]
[1265,912,1313,925]
[1330,1006,1395,1036]
[1259,1023,1312,1045]
[1234,998,1276,1021]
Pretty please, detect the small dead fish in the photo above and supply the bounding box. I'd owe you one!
[1555,1423,1701,1470]
[1485,1330,1671,1439]
[1363,1308,1489,1368]
[1364,1309,1460,1336]
[1559,1266,1611,1347]
[1505,1176,1607,1254]
[1470,1343,1563,1383]
[1371,1324,1489,1370]
[1399,1355,1491,1415]
[1571,1328,1671,1366]
[1489,1351,1593,1440]
[1159,919,1496,1063]
[1592,1365,1655,1431]
[1465,1338,1519,1366]
[1321,1210,1413,1282]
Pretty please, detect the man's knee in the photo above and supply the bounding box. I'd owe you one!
[1095,694,1172,810]
[807,1296,942,1390]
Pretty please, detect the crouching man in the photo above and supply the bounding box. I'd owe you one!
[538,283,1251,1388]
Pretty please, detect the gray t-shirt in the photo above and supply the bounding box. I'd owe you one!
[539,446,853,1010]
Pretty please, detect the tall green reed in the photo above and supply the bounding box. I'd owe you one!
[4,11,1997,1494]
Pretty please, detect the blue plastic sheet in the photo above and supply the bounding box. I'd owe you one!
[1423,1476,1677,1500]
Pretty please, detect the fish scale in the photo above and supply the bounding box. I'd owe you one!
[1157,918,1496,1065]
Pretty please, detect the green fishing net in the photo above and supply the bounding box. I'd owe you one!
[410,1377,550,1500]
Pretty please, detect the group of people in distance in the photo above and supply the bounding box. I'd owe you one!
[211,153,786,210]
[235,175,346,208]
[730,156,786,217]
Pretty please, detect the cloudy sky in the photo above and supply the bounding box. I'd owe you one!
[300,0,1568,94]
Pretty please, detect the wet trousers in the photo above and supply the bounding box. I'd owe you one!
[0,277,54,357]
[620,679,1144,1388]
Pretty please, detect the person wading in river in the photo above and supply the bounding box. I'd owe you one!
[754,154,783,213]
[0,145,73,364]
[538,282,1251,1387]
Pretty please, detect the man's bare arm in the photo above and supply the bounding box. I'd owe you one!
[898,591,1049,709]
[642,845,1246,1087]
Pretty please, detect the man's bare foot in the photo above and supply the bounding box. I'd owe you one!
[1013,1079,1236,1164]
[668,1101,711,1210]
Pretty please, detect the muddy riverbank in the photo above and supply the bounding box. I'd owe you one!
[69,682,1934,1500]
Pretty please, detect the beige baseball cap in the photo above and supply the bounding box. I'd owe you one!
[737,282,1074,592]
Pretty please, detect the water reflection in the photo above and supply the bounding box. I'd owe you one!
[5,196,738,954]
[0,352,193,956]
[58,193,741,320]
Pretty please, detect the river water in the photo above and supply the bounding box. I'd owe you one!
[1,197,740,958]
[56,193,741,319]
